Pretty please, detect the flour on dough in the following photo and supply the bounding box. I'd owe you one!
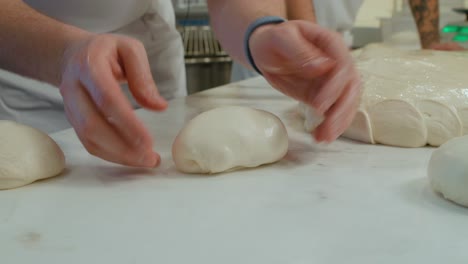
[428,135,468,207]
[172,106,289,174]
[301,43,468,147]
[298,102,324,132]
[0,121,66,190]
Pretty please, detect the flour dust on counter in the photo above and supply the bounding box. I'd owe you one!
[428,135,468,208]
[300,44,468,148]
[172,106,289,174]
[0,120,66,190]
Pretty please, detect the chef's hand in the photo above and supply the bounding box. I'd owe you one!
[60,34,167,167]
[430,42,465,51]
[249,21,361,142]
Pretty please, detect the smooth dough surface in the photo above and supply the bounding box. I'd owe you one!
[172,106,289,174]
[300,44,468,147]
[428,135,468,207]
[0,121,66,190]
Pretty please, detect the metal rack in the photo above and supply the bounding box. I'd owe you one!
[180,26,232,94]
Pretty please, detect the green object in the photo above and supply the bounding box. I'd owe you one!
[453,34,468,42]
[442,24,468,42]
[443,25,460,33]
[459,27,468,34]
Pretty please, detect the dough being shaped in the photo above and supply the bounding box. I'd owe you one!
[416,100,462,146]
[341,108,374,144]
[428,135,468,207]
[457,108,468,135]
[0,121,66,190]
[172,106,288,174]
[298,103,375,144]
[369,99,427,147]
[301,44,468,147]
[298,102,324,131]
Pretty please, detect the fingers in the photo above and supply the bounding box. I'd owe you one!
[79,54,155,157]
[254,21,361,144]
[299,56,336,79]
[268,21,356,115]
[430,42,465,51]
[308,65,353,114]
[59,34,166,168]
[295,21,361,135]
[117,38,168,110]
[250,23,335,77]
[61,81,160,167]
[314,77,361,142]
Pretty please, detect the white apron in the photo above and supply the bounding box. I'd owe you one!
[0,0,186,134]
[230,0,364,82]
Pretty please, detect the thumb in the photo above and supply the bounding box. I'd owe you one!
[256,40,336,78]
[297,55,335,78]
[118,38,168,111]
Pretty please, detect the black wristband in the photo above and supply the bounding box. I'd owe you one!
[244,16,286,75]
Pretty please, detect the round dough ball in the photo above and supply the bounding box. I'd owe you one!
[0,121,66,190]
[172,106,288,174]
[428,135,468,207]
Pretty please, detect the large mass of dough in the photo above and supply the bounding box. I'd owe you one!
[301,44,468,147]
[0,121,66,190]
[172,106,289,174]
[428,135,468,207]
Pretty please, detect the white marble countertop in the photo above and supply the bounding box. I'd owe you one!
[2,77,468,263]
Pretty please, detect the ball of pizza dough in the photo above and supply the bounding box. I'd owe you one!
[0,121,66,190]
[172,106,288,174]
[428,135,468,207]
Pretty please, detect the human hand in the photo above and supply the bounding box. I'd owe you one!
[248,21,361,142]
[430,42,465,51]
[60,34,168,167]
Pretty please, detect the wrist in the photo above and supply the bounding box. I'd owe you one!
[57,28,94,85]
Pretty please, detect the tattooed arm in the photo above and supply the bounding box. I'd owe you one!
[286,0,316,22]
[408,0,440,49]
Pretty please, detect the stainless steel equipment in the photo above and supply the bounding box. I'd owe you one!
[173,0,208,18]
[173,0,232,94]
[180,26,232,94]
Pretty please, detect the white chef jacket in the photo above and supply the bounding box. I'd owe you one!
[0,0,186,133]
[230,0,364,82]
